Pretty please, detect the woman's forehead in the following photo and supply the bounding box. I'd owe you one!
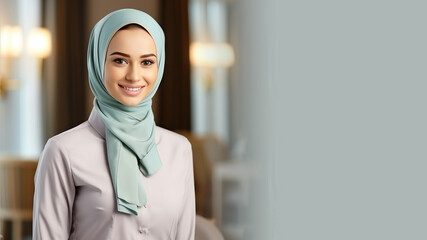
[108,27,157,53]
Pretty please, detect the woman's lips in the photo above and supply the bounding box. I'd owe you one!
[118,84,144,96]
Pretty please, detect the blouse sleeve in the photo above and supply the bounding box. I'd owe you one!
[33,138,75,240]
[176,141,196,239]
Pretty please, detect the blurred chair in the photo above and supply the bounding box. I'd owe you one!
[195,215,224,240]
[176,130,227,219]
[0,157,38,240]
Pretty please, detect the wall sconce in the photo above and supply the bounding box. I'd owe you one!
[0,26,23,57]
[0,25,23,97]
[28,28,52,58]
[190,42,234,90]
[0,25,51,98]
[190,42,235,68]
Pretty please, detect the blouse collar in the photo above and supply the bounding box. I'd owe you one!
[88,107,106,139]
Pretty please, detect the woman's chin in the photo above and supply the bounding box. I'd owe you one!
[118,97,143,107]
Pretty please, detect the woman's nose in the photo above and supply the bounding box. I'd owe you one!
[125,64,141,82]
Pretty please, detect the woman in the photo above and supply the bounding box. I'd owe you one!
[33,9,195,239]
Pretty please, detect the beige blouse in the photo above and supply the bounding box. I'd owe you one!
[32,109,195,240]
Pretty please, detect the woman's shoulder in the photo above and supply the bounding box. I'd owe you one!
[155,126,191,150]
[155,127,193,170]
[38,121,98,172]
[46,121,102,150]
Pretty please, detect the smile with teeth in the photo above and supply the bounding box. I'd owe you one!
[119,84,143,92]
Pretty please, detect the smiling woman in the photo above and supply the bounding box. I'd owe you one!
[32,9,195,240]
[104,24,158,106]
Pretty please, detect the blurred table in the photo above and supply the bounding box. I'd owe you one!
[212,160,255,240]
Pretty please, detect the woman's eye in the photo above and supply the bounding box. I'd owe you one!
[142,60,154,66]
[113,58,127,64]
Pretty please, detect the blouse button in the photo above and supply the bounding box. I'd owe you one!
[138,226,149,235]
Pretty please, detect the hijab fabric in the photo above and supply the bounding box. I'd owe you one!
[87,9,165,215]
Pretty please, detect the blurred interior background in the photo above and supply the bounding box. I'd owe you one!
[0,0,263,239]
[2,0,427,240]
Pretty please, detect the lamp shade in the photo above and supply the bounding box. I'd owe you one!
[0,25,23,57]
[28,28,52,58]
[190,42,235,68]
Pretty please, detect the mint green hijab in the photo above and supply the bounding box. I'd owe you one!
[87,9,165,215]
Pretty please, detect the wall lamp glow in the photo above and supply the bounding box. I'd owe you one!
[28,28,52,58]
[0,26,23,57]
[190,42,235,68]
[190,42,235,90]
[0,25,52,98]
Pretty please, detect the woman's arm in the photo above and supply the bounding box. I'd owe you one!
[176,141,196,239]
[33,138,75,239]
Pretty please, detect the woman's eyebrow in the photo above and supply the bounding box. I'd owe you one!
[140,53,157,58]
[109,52,157,58]
[109,52,130,57]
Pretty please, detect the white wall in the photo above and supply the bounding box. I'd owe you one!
[0,0,43,158]
[0,0,19,154]
[230,0,427,239]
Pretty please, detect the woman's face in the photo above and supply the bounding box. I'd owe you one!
[104,26,158,106]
